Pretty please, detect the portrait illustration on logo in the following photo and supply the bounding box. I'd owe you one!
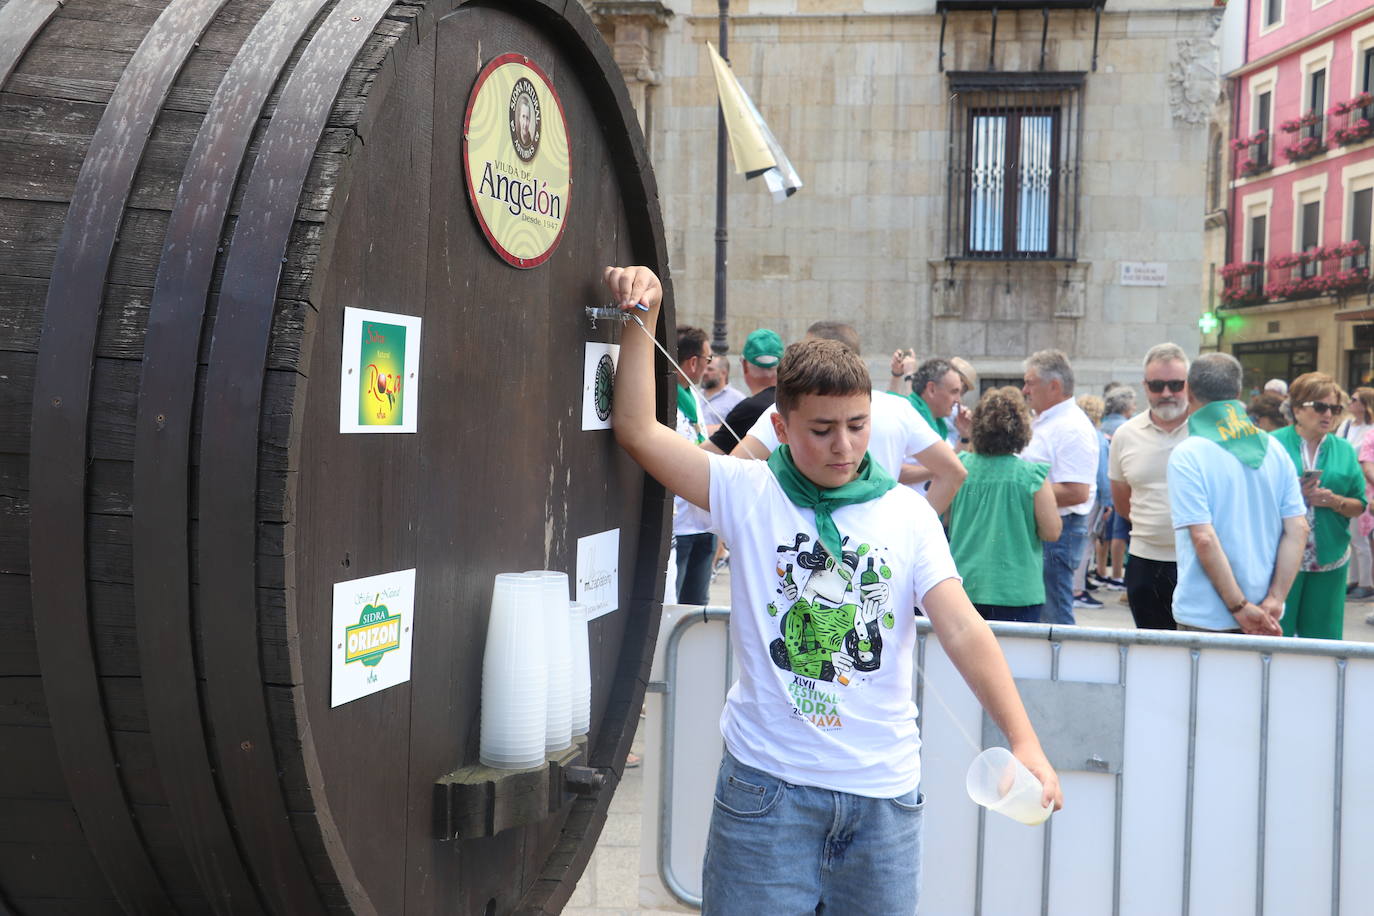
[508,76,542,162]
[767,535,895,690]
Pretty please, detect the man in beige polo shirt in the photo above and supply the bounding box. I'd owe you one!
[1108,343,1192,630]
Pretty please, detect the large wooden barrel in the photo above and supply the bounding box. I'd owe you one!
[0,1,673,913]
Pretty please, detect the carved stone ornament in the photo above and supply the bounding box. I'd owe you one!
[929,260,961,318]
[1053,262,1090,319]
[1168,39,1221,126]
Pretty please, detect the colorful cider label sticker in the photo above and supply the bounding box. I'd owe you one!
[358,319,406,427]
[331,569,416,707]
[339,307,421,434]
[463,53,571,268]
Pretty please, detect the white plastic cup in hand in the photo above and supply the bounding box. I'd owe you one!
[525,570,574,752]
[568,600,592,736]
[965,747,1053,826]
[480,573,548,769]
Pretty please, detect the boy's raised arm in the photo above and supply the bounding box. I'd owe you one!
[605,266,712,511]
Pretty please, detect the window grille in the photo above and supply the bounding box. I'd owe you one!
[945,72,1084,261]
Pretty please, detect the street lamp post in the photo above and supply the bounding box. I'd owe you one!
[712,0,729,356]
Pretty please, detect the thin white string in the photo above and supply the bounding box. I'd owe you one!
[626,313,767,461]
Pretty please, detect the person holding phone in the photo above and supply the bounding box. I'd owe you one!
[1273,373,1367,639]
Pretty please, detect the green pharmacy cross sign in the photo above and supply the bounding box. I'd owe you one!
[1198,311,1219,335]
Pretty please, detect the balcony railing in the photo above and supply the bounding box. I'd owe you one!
[1232,129,1271,178]
[1280,111,1326,162]
[1329,93,1373,148]
[1221,242,1369,306]
[1220,261,1264,306]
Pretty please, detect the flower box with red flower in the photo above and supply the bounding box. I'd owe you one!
[1324,269,1370,294]
[1330,93,1374,117]
[1283,135,1324,161]
[1333,118,1373,146]
[1264,275,1329,300]
[1221,261,1263,280]
[1280,111,1322,133]
[1221,286,1265,306]
[1231,129,1269,152]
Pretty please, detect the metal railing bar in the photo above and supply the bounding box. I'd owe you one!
[1041,640,1061,916]
[1113,643,1127,916]
[657,606,730,909]
[655,614,1367,912]
[1258,653,1272,916]
[1183,647,1200,916]
[1332,658,1346,916]
[975,805,987,916]
[955,621,1374,660]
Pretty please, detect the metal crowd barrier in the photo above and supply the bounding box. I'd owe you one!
[640,606,1374,915]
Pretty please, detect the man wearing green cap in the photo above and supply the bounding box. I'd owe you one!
[706,328,784,455]
[603,264,1060,915]
[1167,352,1308,634]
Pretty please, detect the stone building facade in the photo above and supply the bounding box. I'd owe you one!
[593,0,1217,391]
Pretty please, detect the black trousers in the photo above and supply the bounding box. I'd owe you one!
[675,532,717,606]
[1125,554,1178,630]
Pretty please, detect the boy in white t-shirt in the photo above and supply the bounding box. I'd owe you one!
[604,266,1061,914]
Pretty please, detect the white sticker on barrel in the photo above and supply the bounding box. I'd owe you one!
[331,568,417,707]
[576,528,619,620]
[339,307,422,434]
[582,342,620,431]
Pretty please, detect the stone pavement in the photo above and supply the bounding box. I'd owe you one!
[564,718,693,916]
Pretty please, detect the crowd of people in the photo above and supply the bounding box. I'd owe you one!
[673,320,1374,641]
[610,255,1374,912]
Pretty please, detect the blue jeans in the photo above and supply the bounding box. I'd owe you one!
[1035,512,1089,625]
[701,751,924,915]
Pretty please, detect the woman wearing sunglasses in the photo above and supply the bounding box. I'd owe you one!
[1271,372,1367,639]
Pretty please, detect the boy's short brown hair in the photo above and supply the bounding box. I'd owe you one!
[775,339,871,416]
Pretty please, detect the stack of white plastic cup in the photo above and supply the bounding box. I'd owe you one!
[568,600,592,736]
[479,573,548,769]
[525,570,573,753]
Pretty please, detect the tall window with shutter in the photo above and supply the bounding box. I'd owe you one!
[946,72,1084,261]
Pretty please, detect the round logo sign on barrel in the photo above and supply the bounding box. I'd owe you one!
[463,54,572,269]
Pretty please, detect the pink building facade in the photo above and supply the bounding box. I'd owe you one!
[1221,0,1374,392]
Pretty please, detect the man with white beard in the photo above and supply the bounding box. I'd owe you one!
[1108,343,1193,629]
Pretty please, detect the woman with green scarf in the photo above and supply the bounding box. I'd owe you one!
[1273,372,1366,639]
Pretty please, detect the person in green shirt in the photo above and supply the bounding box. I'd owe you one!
[946,387,1063,622]
[1272,372,1367,639]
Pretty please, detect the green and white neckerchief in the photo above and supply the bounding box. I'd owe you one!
[1187,399,1268,469]
[766,445,896,561]
[677,384,704,443]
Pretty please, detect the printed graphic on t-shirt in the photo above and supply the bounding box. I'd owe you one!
[766,535,895,729]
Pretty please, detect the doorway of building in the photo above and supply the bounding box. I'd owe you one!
[1349,324,1374,394]
[1233,336,1318,396]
